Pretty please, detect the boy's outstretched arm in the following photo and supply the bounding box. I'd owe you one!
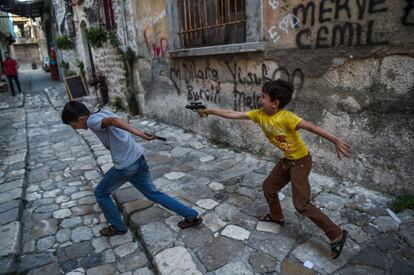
[200,108,249,120]
[101,117,156,141]
[296,120,350,159]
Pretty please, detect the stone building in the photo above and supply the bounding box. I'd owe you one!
[51,0,414,194]
[0,11,15,63]
[50,0,129,96]
[10,16,47,70]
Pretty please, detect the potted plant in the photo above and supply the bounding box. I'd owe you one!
[86,27,108,48]
[55,35,73,50]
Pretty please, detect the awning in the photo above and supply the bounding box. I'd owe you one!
[0,0,45,18]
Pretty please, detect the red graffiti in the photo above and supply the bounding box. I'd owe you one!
[143,29,169,58]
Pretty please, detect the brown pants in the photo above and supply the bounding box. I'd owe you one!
[263,154,341,241]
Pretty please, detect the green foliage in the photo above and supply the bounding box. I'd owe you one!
[60,60,70,70]
[55,35,73,50]
[86,27,108,48]
[391,194,414,213]
[112,96,125,111]
[64,70,77,77]
[108,31,121,48]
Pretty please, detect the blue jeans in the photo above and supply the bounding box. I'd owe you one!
[94,155,198,231]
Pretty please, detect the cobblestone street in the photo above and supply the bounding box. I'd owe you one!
[0,71,413,274]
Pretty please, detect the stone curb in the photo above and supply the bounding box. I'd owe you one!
[0,108,29,274]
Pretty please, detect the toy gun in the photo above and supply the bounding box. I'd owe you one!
[144,132,167,141]
[185,102,208,117]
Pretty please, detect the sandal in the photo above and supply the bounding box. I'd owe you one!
[100,225,127,237]
[259,213,285,226]
[331,230,348,259]
[178,217,203,229]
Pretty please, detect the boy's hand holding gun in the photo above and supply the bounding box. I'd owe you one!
[144,132,167,141]
[185,102,208,117]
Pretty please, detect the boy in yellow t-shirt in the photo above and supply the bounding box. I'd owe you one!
[196,79,350,259]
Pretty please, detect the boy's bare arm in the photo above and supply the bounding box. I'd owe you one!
[101,117,155,140]
[201,108,249,120]
[296,120,350,159]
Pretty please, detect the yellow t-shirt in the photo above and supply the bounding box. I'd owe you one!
[246,109,309,160]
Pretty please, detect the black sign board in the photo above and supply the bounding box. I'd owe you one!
[64,75,89,99]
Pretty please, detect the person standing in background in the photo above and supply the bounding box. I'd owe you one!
[2,52,22,96]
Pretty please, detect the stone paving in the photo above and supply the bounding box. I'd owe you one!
[0,71,413,274]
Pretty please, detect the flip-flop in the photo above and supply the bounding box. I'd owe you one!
[259,213,285,226]
[178,217,203,229]
[331,230,348,259]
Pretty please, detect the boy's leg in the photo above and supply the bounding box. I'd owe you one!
[94,167,128,231]
[290,154,342,241]
[262,158,291,221]
[129,157,198,219]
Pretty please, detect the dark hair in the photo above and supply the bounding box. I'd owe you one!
[262,79,294,108]
[61,101,90,124]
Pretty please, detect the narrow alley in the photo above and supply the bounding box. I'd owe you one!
[0,70,413,274]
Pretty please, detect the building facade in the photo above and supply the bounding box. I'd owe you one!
[51,0,414,194]
[0,11,15,64]
[10,16,48,70]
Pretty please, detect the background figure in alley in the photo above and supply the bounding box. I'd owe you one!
[2,52,22,96]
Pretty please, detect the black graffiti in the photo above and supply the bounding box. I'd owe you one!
[182,62,219,83]
[169,67,181,95]
[293,0,389,49]
[169,62,219,95]
[293,0,387,26]
[225,61,304,91]
[187,85,220,104]
[403,0,414,26]
[233,90,261,112]
[296,20,388,49]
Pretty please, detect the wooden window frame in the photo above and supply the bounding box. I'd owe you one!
[103,0,115,30]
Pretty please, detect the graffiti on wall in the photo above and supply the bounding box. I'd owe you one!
[169,61,304,112]
[268,4,300,45]
[292,0,390,49]
[266,0,412,49]
[143,28,168,58]
[170,62,221,104]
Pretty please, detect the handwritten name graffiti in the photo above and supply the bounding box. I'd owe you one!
[268,12,300,44]
[279,14,300,34]
[269,0,280,10]
[224,61,304,90]
[224,61,304,111]
[403,0,414,26]
[143,29,169,58]
[170,61,304,112]
[187,87,221,103]
[169,62,220,103]
[268,26,281,43]
[293,0,389,49]
[233,90,261,112]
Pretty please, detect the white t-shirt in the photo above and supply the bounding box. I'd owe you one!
[87,109,144,169]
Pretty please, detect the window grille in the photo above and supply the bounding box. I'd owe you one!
[179,0,246,48]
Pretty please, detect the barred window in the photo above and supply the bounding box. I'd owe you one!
[179,0,246,48]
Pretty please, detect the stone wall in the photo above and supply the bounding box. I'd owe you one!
[12,44,41,69]
[51,0,127,98]
[129,0,414,195]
